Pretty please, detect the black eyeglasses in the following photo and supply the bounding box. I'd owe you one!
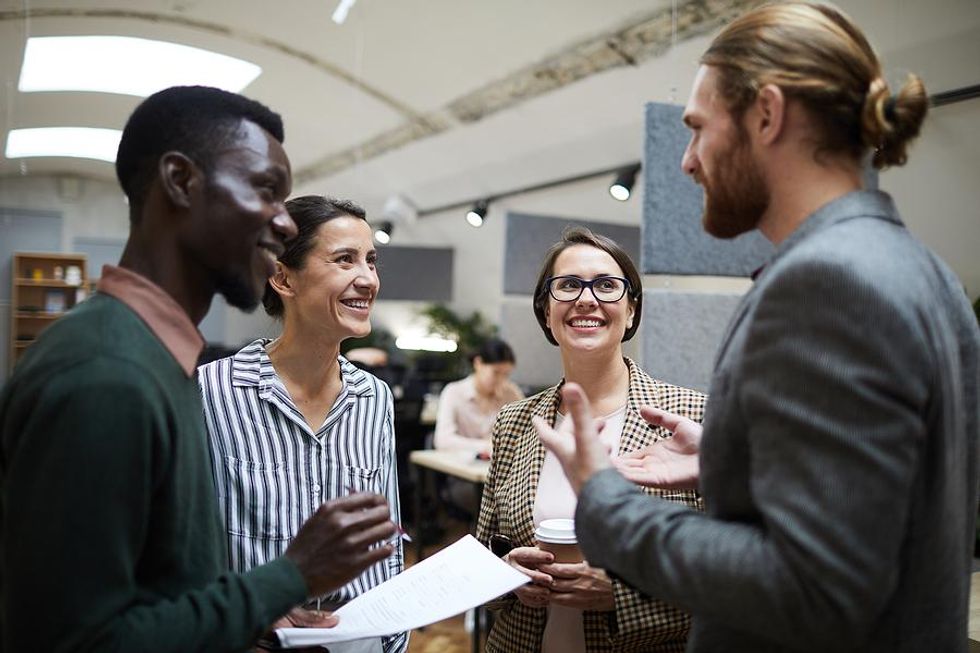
[544,275,631,303]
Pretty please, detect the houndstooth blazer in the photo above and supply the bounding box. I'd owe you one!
[476,358,707,653]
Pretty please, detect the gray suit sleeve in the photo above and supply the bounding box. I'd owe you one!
[576,257,932,650]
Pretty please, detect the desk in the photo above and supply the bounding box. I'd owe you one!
[409,449,490,562]
[409,449,490,653]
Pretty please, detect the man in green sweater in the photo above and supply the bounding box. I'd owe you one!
[0,86,398,651]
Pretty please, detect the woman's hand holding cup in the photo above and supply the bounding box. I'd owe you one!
[505,546,555,608]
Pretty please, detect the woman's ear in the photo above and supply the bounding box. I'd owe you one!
[267,261,295,300]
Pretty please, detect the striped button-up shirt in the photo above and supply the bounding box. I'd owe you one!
[199,338,406,653]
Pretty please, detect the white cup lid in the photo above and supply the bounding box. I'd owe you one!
[534,518,577,544]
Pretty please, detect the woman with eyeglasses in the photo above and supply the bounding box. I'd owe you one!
[475,227,707,653]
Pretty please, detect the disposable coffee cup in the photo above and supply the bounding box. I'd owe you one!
[534,518,582,563]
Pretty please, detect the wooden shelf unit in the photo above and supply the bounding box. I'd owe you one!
[9,252,88,371]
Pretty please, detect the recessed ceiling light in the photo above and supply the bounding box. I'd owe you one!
[18,36,261,97]
[332,0,359,24]
[5,127,122,162]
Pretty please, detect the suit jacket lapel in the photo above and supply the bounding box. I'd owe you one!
[620,358,660,455]
[510,383,560,547]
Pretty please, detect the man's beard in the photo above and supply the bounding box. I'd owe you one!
[701,124,770,239]
[215,269,260,312]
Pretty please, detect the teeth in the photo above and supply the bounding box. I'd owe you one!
[571,319,602,328]
[342,299,370,309]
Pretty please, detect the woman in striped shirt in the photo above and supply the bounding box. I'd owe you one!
[199,195,405,653]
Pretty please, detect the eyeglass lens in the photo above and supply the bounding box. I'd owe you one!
[550,276,626,302]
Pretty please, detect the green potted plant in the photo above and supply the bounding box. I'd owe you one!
[418,304,499,376]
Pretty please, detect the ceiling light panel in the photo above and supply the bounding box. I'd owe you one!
[5,127,122,162]
[19,36,261,97]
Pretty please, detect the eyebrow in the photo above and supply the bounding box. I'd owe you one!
[329,246,377,257]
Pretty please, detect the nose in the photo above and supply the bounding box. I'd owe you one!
[354,264,380,291]
[576,287,598,308]
[271,205,298,242]
[681,138,698,177]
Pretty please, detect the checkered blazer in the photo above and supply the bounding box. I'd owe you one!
[476,358,707,652]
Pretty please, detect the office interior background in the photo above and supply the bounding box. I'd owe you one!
[1,0,978,393]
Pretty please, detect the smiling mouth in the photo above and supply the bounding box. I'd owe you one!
[569,317,605,328]
[340,298,372,310]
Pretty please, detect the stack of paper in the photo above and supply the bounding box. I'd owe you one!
[276,535,529,648]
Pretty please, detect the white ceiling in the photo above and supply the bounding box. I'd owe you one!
[1,0,979,219]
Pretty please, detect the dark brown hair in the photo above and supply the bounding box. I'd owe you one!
[262,195,367,318]
[532,227,642,347]
[702,2,928,169]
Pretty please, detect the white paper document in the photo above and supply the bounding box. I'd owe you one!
[276,534,529,648]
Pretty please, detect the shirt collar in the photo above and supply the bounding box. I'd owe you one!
[96,264,204,377]
[231,338,375,398]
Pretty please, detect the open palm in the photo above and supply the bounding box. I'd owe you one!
[614,406,702,490]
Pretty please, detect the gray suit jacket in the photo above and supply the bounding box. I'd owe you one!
[577,191,980,652]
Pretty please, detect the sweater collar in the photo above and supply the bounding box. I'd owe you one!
[96,265,204,377]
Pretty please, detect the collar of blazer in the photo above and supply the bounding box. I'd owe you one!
[507,357,666,546]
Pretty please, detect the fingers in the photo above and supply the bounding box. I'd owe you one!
[507,546,554,566]
[537,562,586,578]
[561,384,599,446]
[345,542,396,573]
[324,491,388,512]
[533,415,569,460]
[506,547,555,585]
[638,405,685,432]
[514,584,551,607]
[342,517,398,550]
[287,607,339,628]
[613,455,646,468]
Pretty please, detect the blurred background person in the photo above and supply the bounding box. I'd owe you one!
[434,337,523,459]
[433,338,522,522]
[199,195,406,653]
[475,227,707,653]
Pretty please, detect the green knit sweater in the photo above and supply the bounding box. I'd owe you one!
[0,293,307,652]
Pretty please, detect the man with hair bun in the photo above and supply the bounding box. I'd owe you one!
[536,3,979,652]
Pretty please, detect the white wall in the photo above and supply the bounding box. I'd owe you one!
[0,175,129,248]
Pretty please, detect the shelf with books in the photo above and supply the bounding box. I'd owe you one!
[9,252,88,371]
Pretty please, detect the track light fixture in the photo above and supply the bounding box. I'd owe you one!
[374,221,393,244]
[609,164,641,201]
[465,200,489,228]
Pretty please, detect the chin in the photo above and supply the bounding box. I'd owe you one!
[217,274,261,311]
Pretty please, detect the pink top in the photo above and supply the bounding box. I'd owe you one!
[96,264,204,377]
[534,405,627,653]
[433,375,523,454]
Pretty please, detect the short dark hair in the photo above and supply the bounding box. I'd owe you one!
[115,85,285,218]
[470,338,516,366]
[262,195,368,319]
[532,227,642,347]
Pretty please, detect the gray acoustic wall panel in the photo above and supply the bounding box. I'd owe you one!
[504,213,640,295]
[499,299,563,391]
[641,289,744,392]
[500,297,641,392]
[643,102,773,276]
[377,245,453,301]
[642,102,878,277]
